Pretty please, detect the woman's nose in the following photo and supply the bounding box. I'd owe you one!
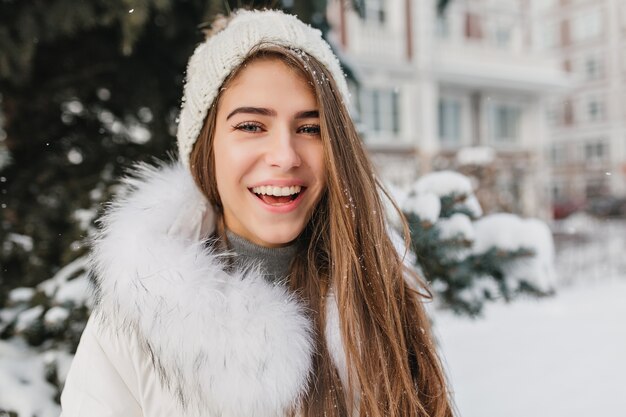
[265,128,301,170]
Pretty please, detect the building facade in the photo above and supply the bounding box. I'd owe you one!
[536,0,626,212]
[327,0,568,218]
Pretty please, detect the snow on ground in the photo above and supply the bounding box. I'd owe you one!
[433,216,626,417]
[0,339,60,417]
[433,277,626,417]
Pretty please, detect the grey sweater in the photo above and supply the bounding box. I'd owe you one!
[226,230,297,284]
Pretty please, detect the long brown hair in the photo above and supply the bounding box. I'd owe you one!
[190,39,454,417]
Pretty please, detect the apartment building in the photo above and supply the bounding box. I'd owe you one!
[536,0,626,211]
[327,0,568,217]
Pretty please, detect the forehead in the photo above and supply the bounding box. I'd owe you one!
[217,58,316,110]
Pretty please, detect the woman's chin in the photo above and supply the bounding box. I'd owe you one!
[253,228,302,248]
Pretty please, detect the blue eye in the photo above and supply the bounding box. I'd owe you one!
[234,122,263,133]
[299,124,321,135]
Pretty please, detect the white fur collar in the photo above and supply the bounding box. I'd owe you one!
[90,162,344,416]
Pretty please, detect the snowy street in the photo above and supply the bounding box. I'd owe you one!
[433,216,626,417]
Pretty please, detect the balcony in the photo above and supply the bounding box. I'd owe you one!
[432,39,569,92]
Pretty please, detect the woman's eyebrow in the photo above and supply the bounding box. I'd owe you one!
[225,107,319,120]
[226,107,276,120]
[295,110,319,119]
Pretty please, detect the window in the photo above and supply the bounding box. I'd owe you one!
[571,9,602,43]
[536,0,558,12]
[438,98,462,145]
[364,0,385,25]
[563,99,574,125]
[359,87,400,135]
[586,96,605,122]
[436,15,450,39]
[584,55,603,80]
[465,12,483,40]
[546,101,564,126]
[542,23,560,49]
[552,183,563,201]
[584,140,607,162]
[494,25,512,48]
[551,144,565,165]
[488,103,521,143]
[563,59,572,73]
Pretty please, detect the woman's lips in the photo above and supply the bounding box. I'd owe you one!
[249,187,307,213]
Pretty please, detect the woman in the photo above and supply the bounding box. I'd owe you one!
[60,9,454,417]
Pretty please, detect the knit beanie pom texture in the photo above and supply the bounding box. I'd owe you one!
[176,9,350,168]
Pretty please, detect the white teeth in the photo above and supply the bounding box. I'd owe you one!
[251,185,302,196]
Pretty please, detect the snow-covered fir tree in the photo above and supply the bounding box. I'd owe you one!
[397,170,555,316]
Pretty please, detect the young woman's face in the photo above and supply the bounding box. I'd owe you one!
[213,58,326,248]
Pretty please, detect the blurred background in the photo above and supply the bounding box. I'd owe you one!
[1,0,625,416]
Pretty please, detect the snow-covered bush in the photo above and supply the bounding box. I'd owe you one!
[473,214,556,293]
[0,256,91,416]
[400,170,555,315]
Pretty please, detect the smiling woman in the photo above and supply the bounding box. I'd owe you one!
[209,57,325,247]
[59,9,454,417]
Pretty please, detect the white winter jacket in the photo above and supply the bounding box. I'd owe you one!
[60,162,348,417]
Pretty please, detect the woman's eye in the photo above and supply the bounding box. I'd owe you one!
[234,122,263,133]
[298,124,321,135]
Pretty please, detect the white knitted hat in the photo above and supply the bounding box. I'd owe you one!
[176,9,351,168]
